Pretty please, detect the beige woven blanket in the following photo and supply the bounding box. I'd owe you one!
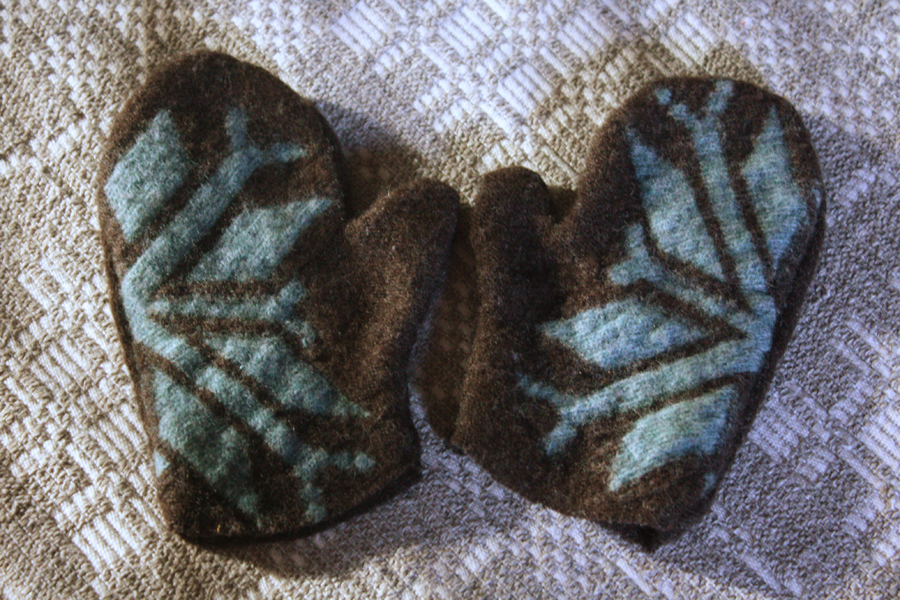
[1,1,897,598]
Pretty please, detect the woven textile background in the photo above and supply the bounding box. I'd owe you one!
[1,1,898,598]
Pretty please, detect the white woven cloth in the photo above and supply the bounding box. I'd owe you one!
[1,1,898,598]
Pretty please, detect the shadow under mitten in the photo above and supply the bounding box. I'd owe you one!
[96,51,458,542]
[431,78,825,534]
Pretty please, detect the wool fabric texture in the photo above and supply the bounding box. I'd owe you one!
[96,51,458,542]
[422,77,825,534]
[6,2,899,597]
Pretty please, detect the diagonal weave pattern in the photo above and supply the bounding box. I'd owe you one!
[0,0,898,598]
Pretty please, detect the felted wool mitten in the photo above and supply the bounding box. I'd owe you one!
[433,78,824,533]
[96,51,457,541]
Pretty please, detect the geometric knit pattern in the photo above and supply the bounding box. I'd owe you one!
[1,1,898,598]
[520,80,822,498]
[105,106,372,526]
[436,75,823,537]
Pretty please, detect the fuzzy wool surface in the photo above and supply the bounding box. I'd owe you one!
[97,52,458,541]
[1,1,898,598]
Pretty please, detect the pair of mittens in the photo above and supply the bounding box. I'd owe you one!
[96,52,457,541]
[423,78,825,534]
[98,53,823,542]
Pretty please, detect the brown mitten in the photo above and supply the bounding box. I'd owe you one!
[428,78,824,533]
[96,51,457,541]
